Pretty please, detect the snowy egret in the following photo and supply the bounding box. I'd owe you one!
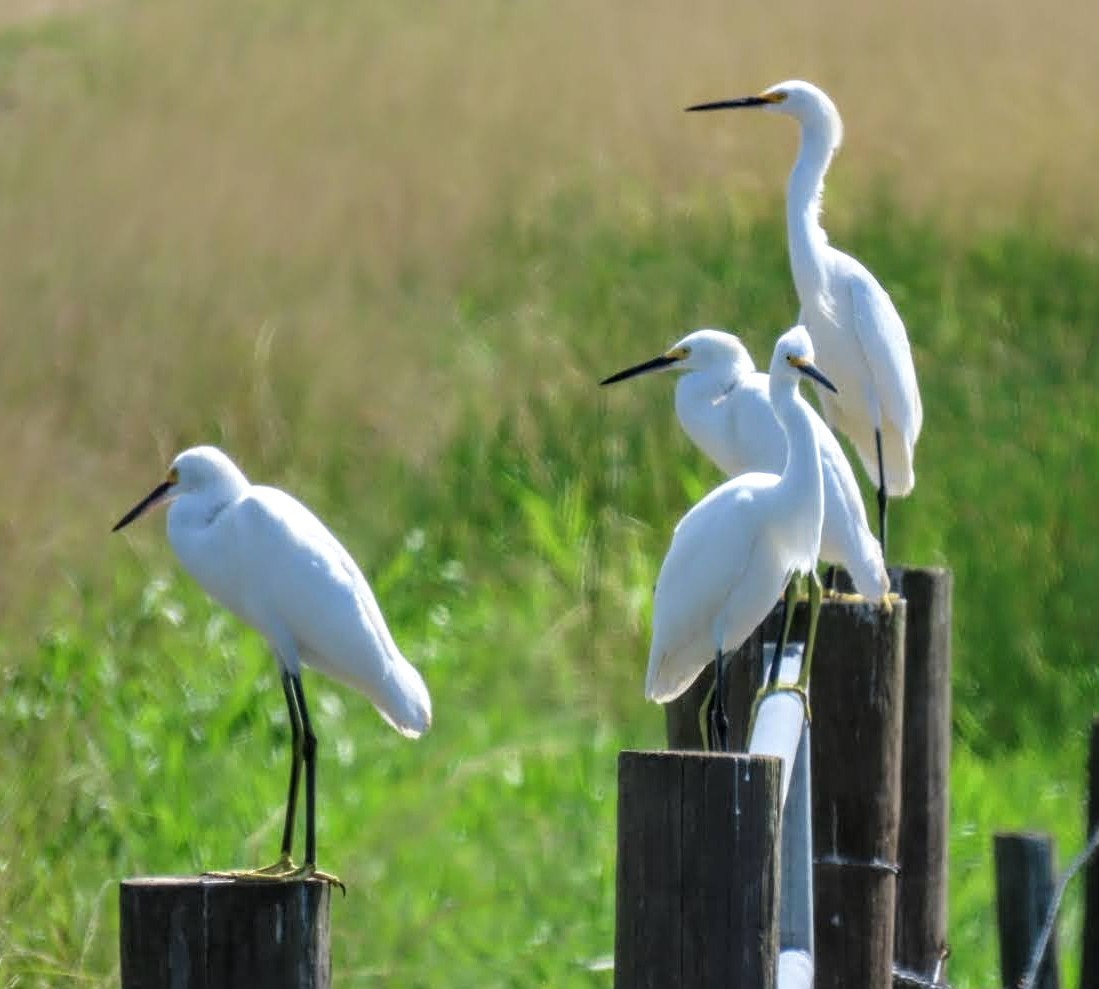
[600,328,887,601]
[645,326,833,749]
[686,80,922,556]
[112,446,432,887]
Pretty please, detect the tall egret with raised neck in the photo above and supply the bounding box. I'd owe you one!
[113,445,432,888]
[600,327,888,601]
[687,80,922,557]
[644,326,833,750]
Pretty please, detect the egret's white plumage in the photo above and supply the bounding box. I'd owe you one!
[645,326,832,704]
[687,80,922,548]
[156,447,431,735]
[601,328,888,600]
[112,445,430,881]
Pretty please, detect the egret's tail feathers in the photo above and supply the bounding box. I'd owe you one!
[844,532,890,601]
[371,657,432,738]
[855,426,915,498]
[644,650,703,705]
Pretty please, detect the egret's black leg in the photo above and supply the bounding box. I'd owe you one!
[876,428,888,558]
[200,671,304,880]
[278,670,304,862]
[823,565,837,595]
[289,672,318,868]
[709,649,729,752]
[698,651,731,751]
[202,670,341,888]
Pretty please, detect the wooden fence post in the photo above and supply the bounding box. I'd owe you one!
[1082,719,1099,988]
[887,567,953,986]
[805,595,906,989]
[120,877,331,989]
[615,750,782,989]
[994,832,1060,989]
[833,565,952,988]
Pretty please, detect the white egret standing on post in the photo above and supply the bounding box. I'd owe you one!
[644,326,833,750]
[686,80,922,557]
[600,328,887,601]
[112,445,432,888]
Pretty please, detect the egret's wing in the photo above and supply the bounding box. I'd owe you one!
[646,477,774,701]
[845,259,923,449]
[229,488,431,736]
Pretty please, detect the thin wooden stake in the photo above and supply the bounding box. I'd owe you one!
[1082,718,1099,989]
[994,832,1060,989]
[888,567,953,985]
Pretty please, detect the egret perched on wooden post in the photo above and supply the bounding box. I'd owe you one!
[113,446,432,888]
[644,327,833,750]
[600,328,888,601]
[686,80,923,557]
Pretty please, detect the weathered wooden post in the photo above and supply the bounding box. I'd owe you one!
[994,832,1061,989]
[834,565,952,988]
[1082,718,1099,989]
[120,876,331,989]
[887,567,952,987]
[615,750,782,989]
[805,595,906,989]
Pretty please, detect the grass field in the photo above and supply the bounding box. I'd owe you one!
[3,0,1099,985]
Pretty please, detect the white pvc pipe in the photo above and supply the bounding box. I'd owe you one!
[748,643,808,805]
[777,950,814,987]
[751,642,814,989]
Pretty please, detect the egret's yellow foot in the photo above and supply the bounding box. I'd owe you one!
[203,853,297,881]
[204,858,344,894]
[291,863,346,895]
[746,683,812,739]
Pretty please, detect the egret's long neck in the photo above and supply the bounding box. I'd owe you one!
[771,379,822,509]
[785,122,836,305]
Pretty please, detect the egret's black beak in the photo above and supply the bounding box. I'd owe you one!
[795,361,838,394]
[112,480,175,532]
[600,353,681,386]
[686,95,775,113]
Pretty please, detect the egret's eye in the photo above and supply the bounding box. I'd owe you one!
[786,354,795,364]
[167,467,180,484]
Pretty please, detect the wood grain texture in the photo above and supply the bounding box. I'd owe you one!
[615,750,781,989]
[120,876,331,989]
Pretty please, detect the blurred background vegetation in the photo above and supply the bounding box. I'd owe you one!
[1,0,1098,985]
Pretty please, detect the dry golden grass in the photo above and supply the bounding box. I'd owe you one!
[1,0,1097,618]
